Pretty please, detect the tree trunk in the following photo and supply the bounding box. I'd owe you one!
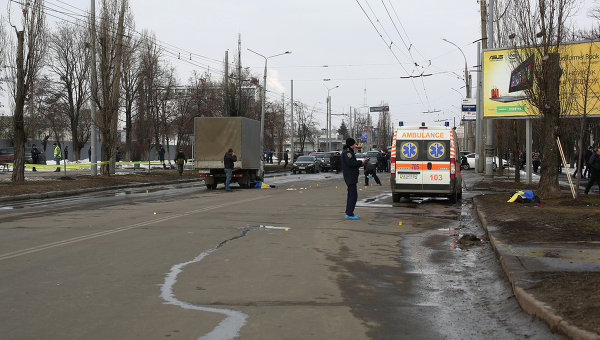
[11,31,26,183]
[125,105,132,161]
[71,119,79,161]
[537,53,562,198]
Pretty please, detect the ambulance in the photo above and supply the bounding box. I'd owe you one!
[390,122,463,203]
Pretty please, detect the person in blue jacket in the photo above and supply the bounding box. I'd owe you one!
[341,138,365,220]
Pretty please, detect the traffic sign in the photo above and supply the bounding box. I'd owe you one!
[461,98,477,121]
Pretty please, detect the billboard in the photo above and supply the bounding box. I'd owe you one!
[483,41,600,117]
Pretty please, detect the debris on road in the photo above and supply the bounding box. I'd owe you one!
[457,233,482,247]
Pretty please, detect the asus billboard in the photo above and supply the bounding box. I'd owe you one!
[483,41,600,117]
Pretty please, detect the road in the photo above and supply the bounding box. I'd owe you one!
[0,171,563,339]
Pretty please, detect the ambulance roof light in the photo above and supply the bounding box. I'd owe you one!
[399,121,404,127]
[419,122,427,129]
[444,121,450,127]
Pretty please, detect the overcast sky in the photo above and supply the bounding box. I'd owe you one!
[1,0,597,130]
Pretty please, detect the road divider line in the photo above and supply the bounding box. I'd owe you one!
[0,196,269,262]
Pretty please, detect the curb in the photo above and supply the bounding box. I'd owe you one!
[473,197,600,340]
[0,178,202,203]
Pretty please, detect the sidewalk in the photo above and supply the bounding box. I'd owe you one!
[469,171,600,339]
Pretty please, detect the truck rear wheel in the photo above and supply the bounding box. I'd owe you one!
[392,193,402,203]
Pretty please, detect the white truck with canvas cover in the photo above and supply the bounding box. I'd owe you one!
[390,123,463,203]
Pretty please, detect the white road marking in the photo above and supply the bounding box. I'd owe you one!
[160,246,248,340]
[0,196,269,262]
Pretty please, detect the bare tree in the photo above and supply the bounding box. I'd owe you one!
[120,15,141,162]
[566,42,600,195]
[506,0,578,197]
[92,0,128,175]
[137,31,162,160]
[295,103,319,153]
[0,15,8,86]
[48,22,90,161]
[37,76,69,148]
[171,91,193,150]
[7,0,46,182]
[157,65,176,163]
[376,109,392,149]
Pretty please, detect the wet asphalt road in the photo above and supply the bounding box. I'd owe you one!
[0,171,564,339]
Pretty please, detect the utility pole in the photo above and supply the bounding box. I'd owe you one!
[290,80,294,156]
[477,0,489,173]
[89,0,98,176]
[237,34,242,116]
[326,95,330,151]
[224,50,229,116]
[349,106,353,140]
[485,0,495,180]
[476,42,484,173]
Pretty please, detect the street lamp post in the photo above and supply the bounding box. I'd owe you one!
[247,49,291,157]
[324,84,340,152]
[443,38,474,154]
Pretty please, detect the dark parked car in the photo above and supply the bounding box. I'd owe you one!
[310,152,331,171]
[0,147,46,166]
[292,155,321,174]
[0,148,13,167]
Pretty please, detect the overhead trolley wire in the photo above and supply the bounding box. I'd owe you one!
[355,0,428,111]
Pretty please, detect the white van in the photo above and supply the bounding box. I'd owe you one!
[390,123,463,202]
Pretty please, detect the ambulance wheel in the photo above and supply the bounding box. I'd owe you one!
[392,193,402,203]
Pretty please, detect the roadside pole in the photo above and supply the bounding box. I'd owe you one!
[290,80,294,159]
[526,118,532,184]
[476,42,484,173]
[485,0,495,180]
[89,0,98,176]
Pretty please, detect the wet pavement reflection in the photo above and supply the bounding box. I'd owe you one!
[356,187,564,339]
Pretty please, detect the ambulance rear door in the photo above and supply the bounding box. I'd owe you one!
[395,138,424,191]
[422,138,451,190]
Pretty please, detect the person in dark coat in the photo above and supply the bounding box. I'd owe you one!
[341,138,365,220]
[283,150,289,168]
[31,144,41,172]
[224,148,237,192]
[174,148,186,177]
[158,145,166,169]
[377,151,384,172]
[364,157,381,186]
[584,147,600,194]
[333,152,342,173]
[385,151,391,172]
[584,146,594,179]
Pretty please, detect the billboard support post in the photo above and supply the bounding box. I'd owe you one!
[476,42,484,172]
[526,118,532,184]
[485,117,494,180]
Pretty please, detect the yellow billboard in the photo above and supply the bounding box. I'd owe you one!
[483,41,600,117]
